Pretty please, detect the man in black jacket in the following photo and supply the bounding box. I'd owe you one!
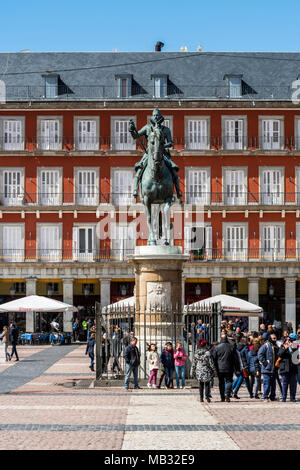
[213,334,241,402]
[123,337,141,390]
[9,323,19,361]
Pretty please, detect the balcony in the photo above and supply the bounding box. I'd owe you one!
[0,191,298,207]
[0,136,298,153]
[0,247,298,263]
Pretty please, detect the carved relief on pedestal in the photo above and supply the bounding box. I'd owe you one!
[146,281,171,310]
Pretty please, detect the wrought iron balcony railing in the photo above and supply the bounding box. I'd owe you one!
[0,136,299,152]
[0,191,299,207]
[0,248,298,263]
[2,84,295,102]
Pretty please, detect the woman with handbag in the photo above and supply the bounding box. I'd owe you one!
[248,339,262,399]
[277,335,298,402]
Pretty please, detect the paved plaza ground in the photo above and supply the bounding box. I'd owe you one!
[0,344,299,451]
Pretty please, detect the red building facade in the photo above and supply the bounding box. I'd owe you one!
[0,51,300,332]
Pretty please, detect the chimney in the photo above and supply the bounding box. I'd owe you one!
[155,41,164,52]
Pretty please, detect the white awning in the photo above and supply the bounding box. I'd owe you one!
[0,295,77,313]
[185,294,263,317]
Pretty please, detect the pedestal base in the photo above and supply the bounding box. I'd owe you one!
[128,246,188,377]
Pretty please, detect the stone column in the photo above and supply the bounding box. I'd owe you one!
[100,278,111,307]
[25,277,37,332]
[248,277,260,332]
[285,277,297,333]
[63,278,74,333]
[211,277,223,296]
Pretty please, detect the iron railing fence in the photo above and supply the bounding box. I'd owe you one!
[0,248,300,263]
[0,136,299,152]
[95,301,221,380]
[3,84,295,102]
[0,191,299,206]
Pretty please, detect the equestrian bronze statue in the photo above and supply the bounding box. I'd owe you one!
[129,108,182,246]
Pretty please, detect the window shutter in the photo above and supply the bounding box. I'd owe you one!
[40,170,60,205]
[205,225,212,260]
[3,120,23,150]
[3,225,23,261]
[72,226,78,260]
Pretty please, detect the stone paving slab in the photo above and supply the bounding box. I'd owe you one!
[122,430,239,450]
[0,431,124,450]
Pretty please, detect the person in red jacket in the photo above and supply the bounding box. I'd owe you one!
[174,341,188,389]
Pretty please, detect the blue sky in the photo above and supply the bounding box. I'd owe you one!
[0,0,299,53]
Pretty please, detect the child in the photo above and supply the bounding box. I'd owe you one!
[160,342,175,389]
[174,341,188,389]
[146,343,160,388]
[85,332,96,371]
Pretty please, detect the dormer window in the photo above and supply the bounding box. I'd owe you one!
[151,74,168,98]
[43,73,58,99]
[224,74,243,98]
[115,74,132,98]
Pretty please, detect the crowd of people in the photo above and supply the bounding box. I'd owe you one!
[118,319,300,401]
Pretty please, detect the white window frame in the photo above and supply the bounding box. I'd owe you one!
[259,167,284,205]
[223,223,248,261]
[111,222,136,260]
[184,222,212,260]
[0,167,25,206]
[259,116,284,150]
[294,116,300,150]
[0,223,25,262]
[37,223,62,262]
[111,116,136,151]
[72,224,97,262]
[111,167,134,206]
[151,75,168,98]
[185,167,211,205]
[74,167,99,206]
[37,167,62,206]
[116,76,132,98]
[228,76,242,98]
[260,222,285,261]
[37,116,62,151]
[296,223,300,260]
[44,75,58,99]
[222,116,247,150]
[295,166,300,205]
[74,116,99,151]
[223,167,247,205]
[0,117,25,151]
[185,116,210,150]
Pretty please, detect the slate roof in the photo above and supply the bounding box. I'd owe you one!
[0,51,299,101]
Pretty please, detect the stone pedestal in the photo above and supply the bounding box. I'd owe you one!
[128,246,188,377]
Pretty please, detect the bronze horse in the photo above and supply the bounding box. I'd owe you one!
[140,124,174,245]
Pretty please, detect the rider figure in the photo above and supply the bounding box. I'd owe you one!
[129,108,182,200]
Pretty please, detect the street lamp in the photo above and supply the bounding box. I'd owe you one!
[120,284,128,296]
[269,284,274,296]
[195,284,201,296]
[10,286,16,297]
[83,286,90,297]
[47,286,54,296]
